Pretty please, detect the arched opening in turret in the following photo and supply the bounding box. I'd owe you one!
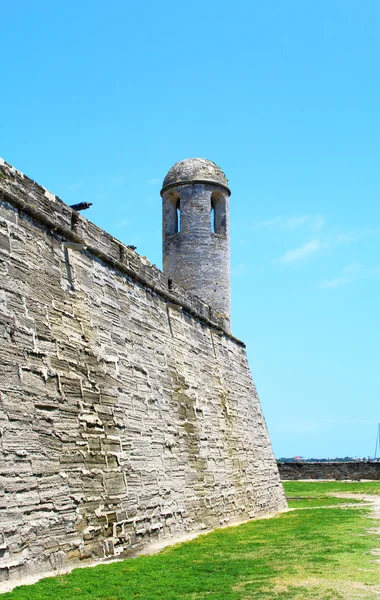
[211,191,227,235]
[176,198,181,233]
[164,191,180,235]
[210,200,215,233]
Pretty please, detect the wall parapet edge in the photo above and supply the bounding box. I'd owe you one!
[0,159,244,347]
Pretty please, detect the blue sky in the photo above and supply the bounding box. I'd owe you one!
[2,0,379,458]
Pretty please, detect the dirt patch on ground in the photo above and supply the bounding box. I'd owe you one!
[269,576,380,599]
[332,493,380,562]
[267,494,380,600]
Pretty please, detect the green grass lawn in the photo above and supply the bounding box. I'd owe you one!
[2,481,380,600]
[283,480,380,509]
[284,480,380,498]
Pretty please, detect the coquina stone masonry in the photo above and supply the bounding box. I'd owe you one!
[278,461,380,481]
[0,158,286,586]
[162,159,231,332]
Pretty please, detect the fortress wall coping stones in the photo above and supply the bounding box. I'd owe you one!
[0,159,243,347]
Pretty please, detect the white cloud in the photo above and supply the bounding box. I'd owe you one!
[335,228,380,245]
[254,215,324,231]
[321,263,380,289]
[280,240,325,264]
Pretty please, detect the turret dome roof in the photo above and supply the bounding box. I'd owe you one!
[161,158,230,195]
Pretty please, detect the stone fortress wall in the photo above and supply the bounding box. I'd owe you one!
[0,159,286,587]
[278,461,380,480]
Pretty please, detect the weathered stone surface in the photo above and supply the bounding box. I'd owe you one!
[278,461,380,481]
[0,158,286,586]
[161,158,230,193]
[162,159,231,330]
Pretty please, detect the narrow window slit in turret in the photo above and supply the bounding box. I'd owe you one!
[165,191,180,235]
[210,199,215,233]
[210,191,227,235]
[176,199,180,233]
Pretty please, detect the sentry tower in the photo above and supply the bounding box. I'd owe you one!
[161,158,231,331]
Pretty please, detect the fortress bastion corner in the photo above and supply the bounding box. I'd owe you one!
[0,157,286,588]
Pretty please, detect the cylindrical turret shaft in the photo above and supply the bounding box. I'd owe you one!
[161,158,231,331]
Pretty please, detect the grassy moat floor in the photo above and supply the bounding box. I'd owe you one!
[2,481,380,600]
